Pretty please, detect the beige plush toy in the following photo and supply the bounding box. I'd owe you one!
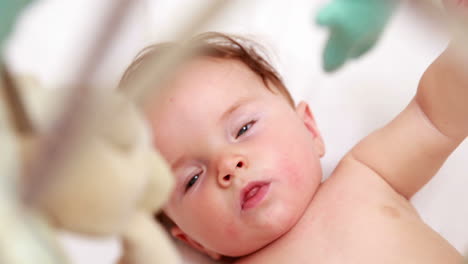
[0,87,66,264]
[1,72,181,264]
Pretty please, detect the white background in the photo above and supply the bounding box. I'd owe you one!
[4,0,467,263]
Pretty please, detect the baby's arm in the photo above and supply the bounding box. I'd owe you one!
[345,41,467,199]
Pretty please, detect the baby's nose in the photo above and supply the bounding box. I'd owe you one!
[217,156,246,187]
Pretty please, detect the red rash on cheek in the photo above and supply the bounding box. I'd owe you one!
[277,155,302,185]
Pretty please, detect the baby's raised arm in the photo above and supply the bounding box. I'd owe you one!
[343,9,468,199]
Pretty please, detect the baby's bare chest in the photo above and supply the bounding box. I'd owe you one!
[300,197,460,263]
[238,172,462,264]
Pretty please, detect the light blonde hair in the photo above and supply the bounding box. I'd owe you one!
[119,32,294,106]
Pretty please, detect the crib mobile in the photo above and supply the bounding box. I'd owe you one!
[0,0,466,264]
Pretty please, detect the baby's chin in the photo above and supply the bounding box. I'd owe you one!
[210,177,320,257]
[219,204,308,257]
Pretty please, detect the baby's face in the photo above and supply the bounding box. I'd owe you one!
[146,58,324,257]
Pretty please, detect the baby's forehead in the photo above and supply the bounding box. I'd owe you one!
[144,57,268,119]
[152,57,266,104]
[171,57,261,90]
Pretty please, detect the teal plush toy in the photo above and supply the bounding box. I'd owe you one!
[316,0,399,72]
[0,0,33,55]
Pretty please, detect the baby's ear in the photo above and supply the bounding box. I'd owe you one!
[295,101,325,157]
[170,226,222,260]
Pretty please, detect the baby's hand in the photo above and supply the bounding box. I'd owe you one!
[315,0,399,72]
[443,0,468,12]
[443,0,468,24]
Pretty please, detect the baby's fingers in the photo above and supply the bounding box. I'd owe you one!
[443,0,468,10]
[443,0,468,46]
[443,0,468,21]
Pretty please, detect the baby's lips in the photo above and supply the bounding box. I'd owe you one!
[240,181,270,210]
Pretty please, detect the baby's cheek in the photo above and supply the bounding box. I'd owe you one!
[275,148,322,201]
[224,221,240,240]
[197,191,240,241]
[275,153,304,184]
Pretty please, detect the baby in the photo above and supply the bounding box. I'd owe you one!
[119,15,467,264]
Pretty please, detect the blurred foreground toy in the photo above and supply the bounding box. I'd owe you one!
[1,70,181,264]
[0,79,65,264]
[34,87,181,264]
[316,0,399,72]
[0,0,32,51]
[1,0,182,262]
[1,1,64,262]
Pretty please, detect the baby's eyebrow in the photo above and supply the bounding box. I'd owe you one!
[219,97,253,123]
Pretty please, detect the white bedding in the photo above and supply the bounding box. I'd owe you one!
[5,0,467,263]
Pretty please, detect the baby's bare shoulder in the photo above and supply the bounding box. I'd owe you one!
[317,155,419,218]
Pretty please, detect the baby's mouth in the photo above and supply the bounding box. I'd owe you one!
[241,181,270,210]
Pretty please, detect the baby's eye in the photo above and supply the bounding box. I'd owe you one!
[185,174,199,191]
[236,121,255,138]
